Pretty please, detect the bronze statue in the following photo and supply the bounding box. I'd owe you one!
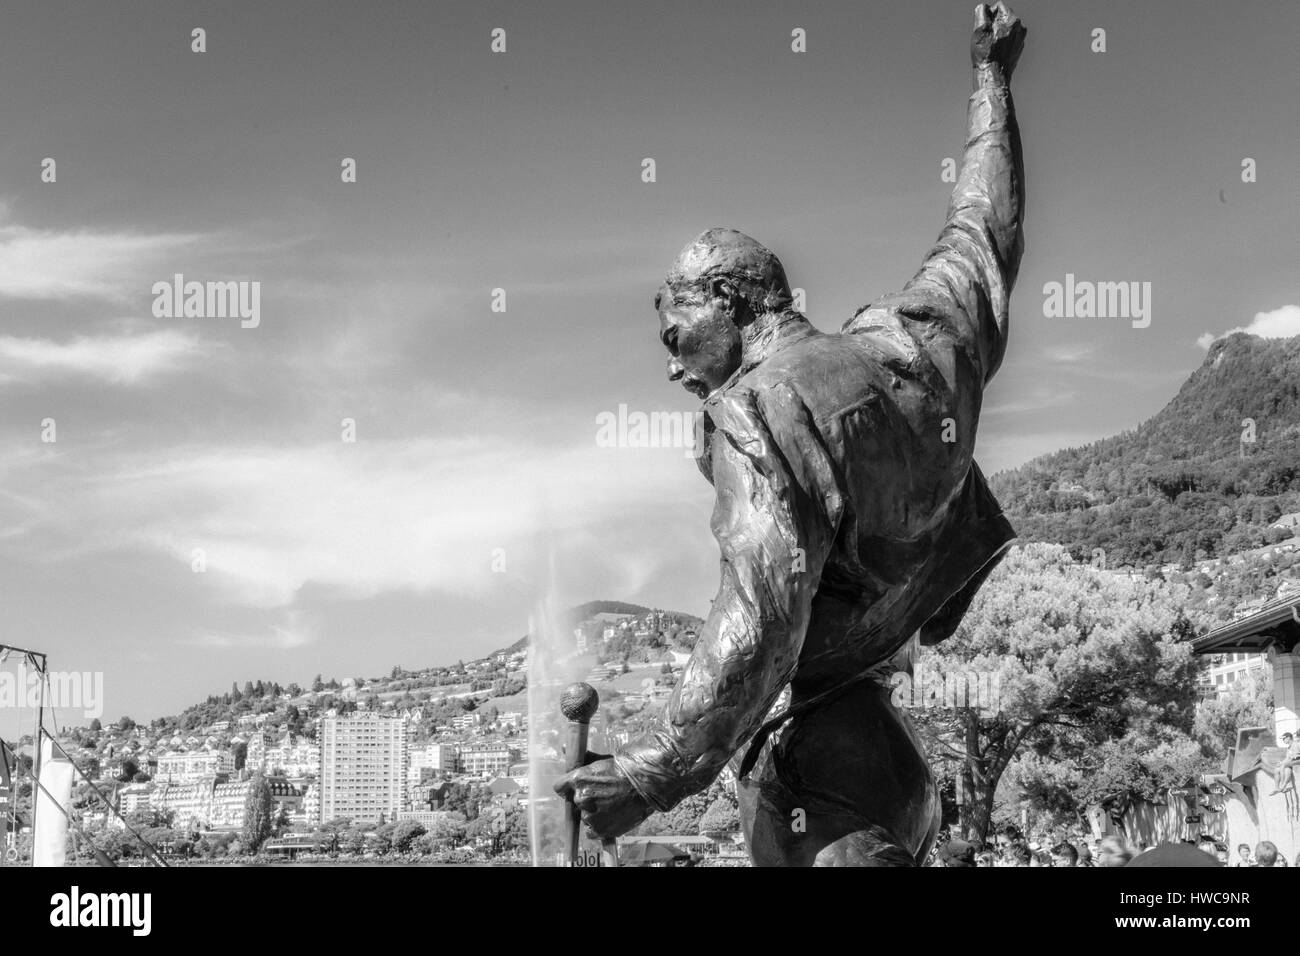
[556,3,1026,866]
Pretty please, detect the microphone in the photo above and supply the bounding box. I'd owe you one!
[559,682,618,867]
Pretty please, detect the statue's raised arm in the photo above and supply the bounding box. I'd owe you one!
[557,5,1028,867]
[852,2,1026,386]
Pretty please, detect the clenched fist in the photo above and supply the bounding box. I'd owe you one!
[971,3,1026,77]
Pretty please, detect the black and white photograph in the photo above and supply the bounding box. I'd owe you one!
[2,0,1297,932]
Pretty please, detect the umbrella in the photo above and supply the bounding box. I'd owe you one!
[1125,843,1222,867]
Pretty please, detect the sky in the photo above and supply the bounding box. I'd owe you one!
[0,0,1296,726]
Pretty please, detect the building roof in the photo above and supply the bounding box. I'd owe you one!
[1192,592,1300,655]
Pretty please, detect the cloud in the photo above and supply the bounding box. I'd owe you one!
[0,329,214,385]
[1197,304,1300,349]
[184,610,317,649]
[0,222,208,302]
[0,437,710,609]
[0,208,307,305]
[1040,343,1097,364]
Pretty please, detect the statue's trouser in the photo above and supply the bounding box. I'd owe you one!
[738,679,939,866]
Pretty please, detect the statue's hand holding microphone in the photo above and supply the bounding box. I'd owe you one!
[553,682,654,865]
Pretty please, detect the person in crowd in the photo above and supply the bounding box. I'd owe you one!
[994,825,1020,856]
[1235,843,1254,867]
[976,849,996,867]
[1075,842,1094,867]
[1050,842,1078,867]
[1254,841,1279,867]
[1097,835,1133,867]
[939,838,977,868]
[1270,732,1300,795]
[1009,844,1032,867]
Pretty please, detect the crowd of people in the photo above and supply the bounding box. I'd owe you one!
[932,826,1293,868]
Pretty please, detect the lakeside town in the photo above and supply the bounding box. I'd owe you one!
[2,606,752,866]
[4,518,1300,868]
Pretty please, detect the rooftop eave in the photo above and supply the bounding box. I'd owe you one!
[1193,596,1300,655]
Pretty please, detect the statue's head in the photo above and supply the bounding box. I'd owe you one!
[655,227,793,398]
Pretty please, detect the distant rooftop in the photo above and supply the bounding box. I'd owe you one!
[1193,592,1300,655]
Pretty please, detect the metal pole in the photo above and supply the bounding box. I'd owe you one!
[0,643,49,660]
[29,652,46,868]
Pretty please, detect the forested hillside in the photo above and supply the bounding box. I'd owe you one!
[991,333,1300,567]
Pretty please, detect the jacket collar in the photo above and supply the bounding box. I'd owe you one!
[709,313,817,398]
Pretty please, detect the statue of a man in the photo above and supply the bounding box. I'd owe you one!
[557,3,1027,866]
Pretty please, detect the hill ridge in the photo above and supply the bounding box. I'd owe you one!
[990,333,1300,567]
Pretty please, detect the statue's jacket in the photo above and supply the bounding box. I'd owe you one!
[616,257,1019,812]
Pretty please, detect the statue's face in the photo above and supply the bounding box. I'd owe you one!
[655,283,742,399]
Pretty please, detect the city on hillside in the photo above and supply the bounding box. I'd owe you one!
[1,606,750,865]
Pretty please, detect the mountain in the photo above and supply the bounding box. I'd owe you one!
[990,333,1300,568]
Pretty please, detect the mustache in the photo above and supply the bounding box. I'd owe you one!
[680,376,709,397]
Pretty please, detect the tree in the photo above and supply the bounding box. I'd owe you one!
[117,758,140,783]
[443,782,483,820]
[1194,666,1273,761]
[1011,732,1205,830]
[339,825,366,855]
[643,790,711,836]
[913,543,1202,842]
[699,795,741,835]
[231,741,248,771]
[317,817,351,852]
[492,805,528,854]
[242,772,274,853]
[390,819,426,853]
[369,822,395,854]
[88,718,102,733]
[418,812,468,851]
[125,807,174,829]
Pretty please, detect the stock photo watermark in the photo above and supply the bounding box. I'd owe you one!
[152,274,261,329]
[1042,274,1151,329]
[890,664,1001,713]
[596,404,705,458]
[0,664,104,719]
